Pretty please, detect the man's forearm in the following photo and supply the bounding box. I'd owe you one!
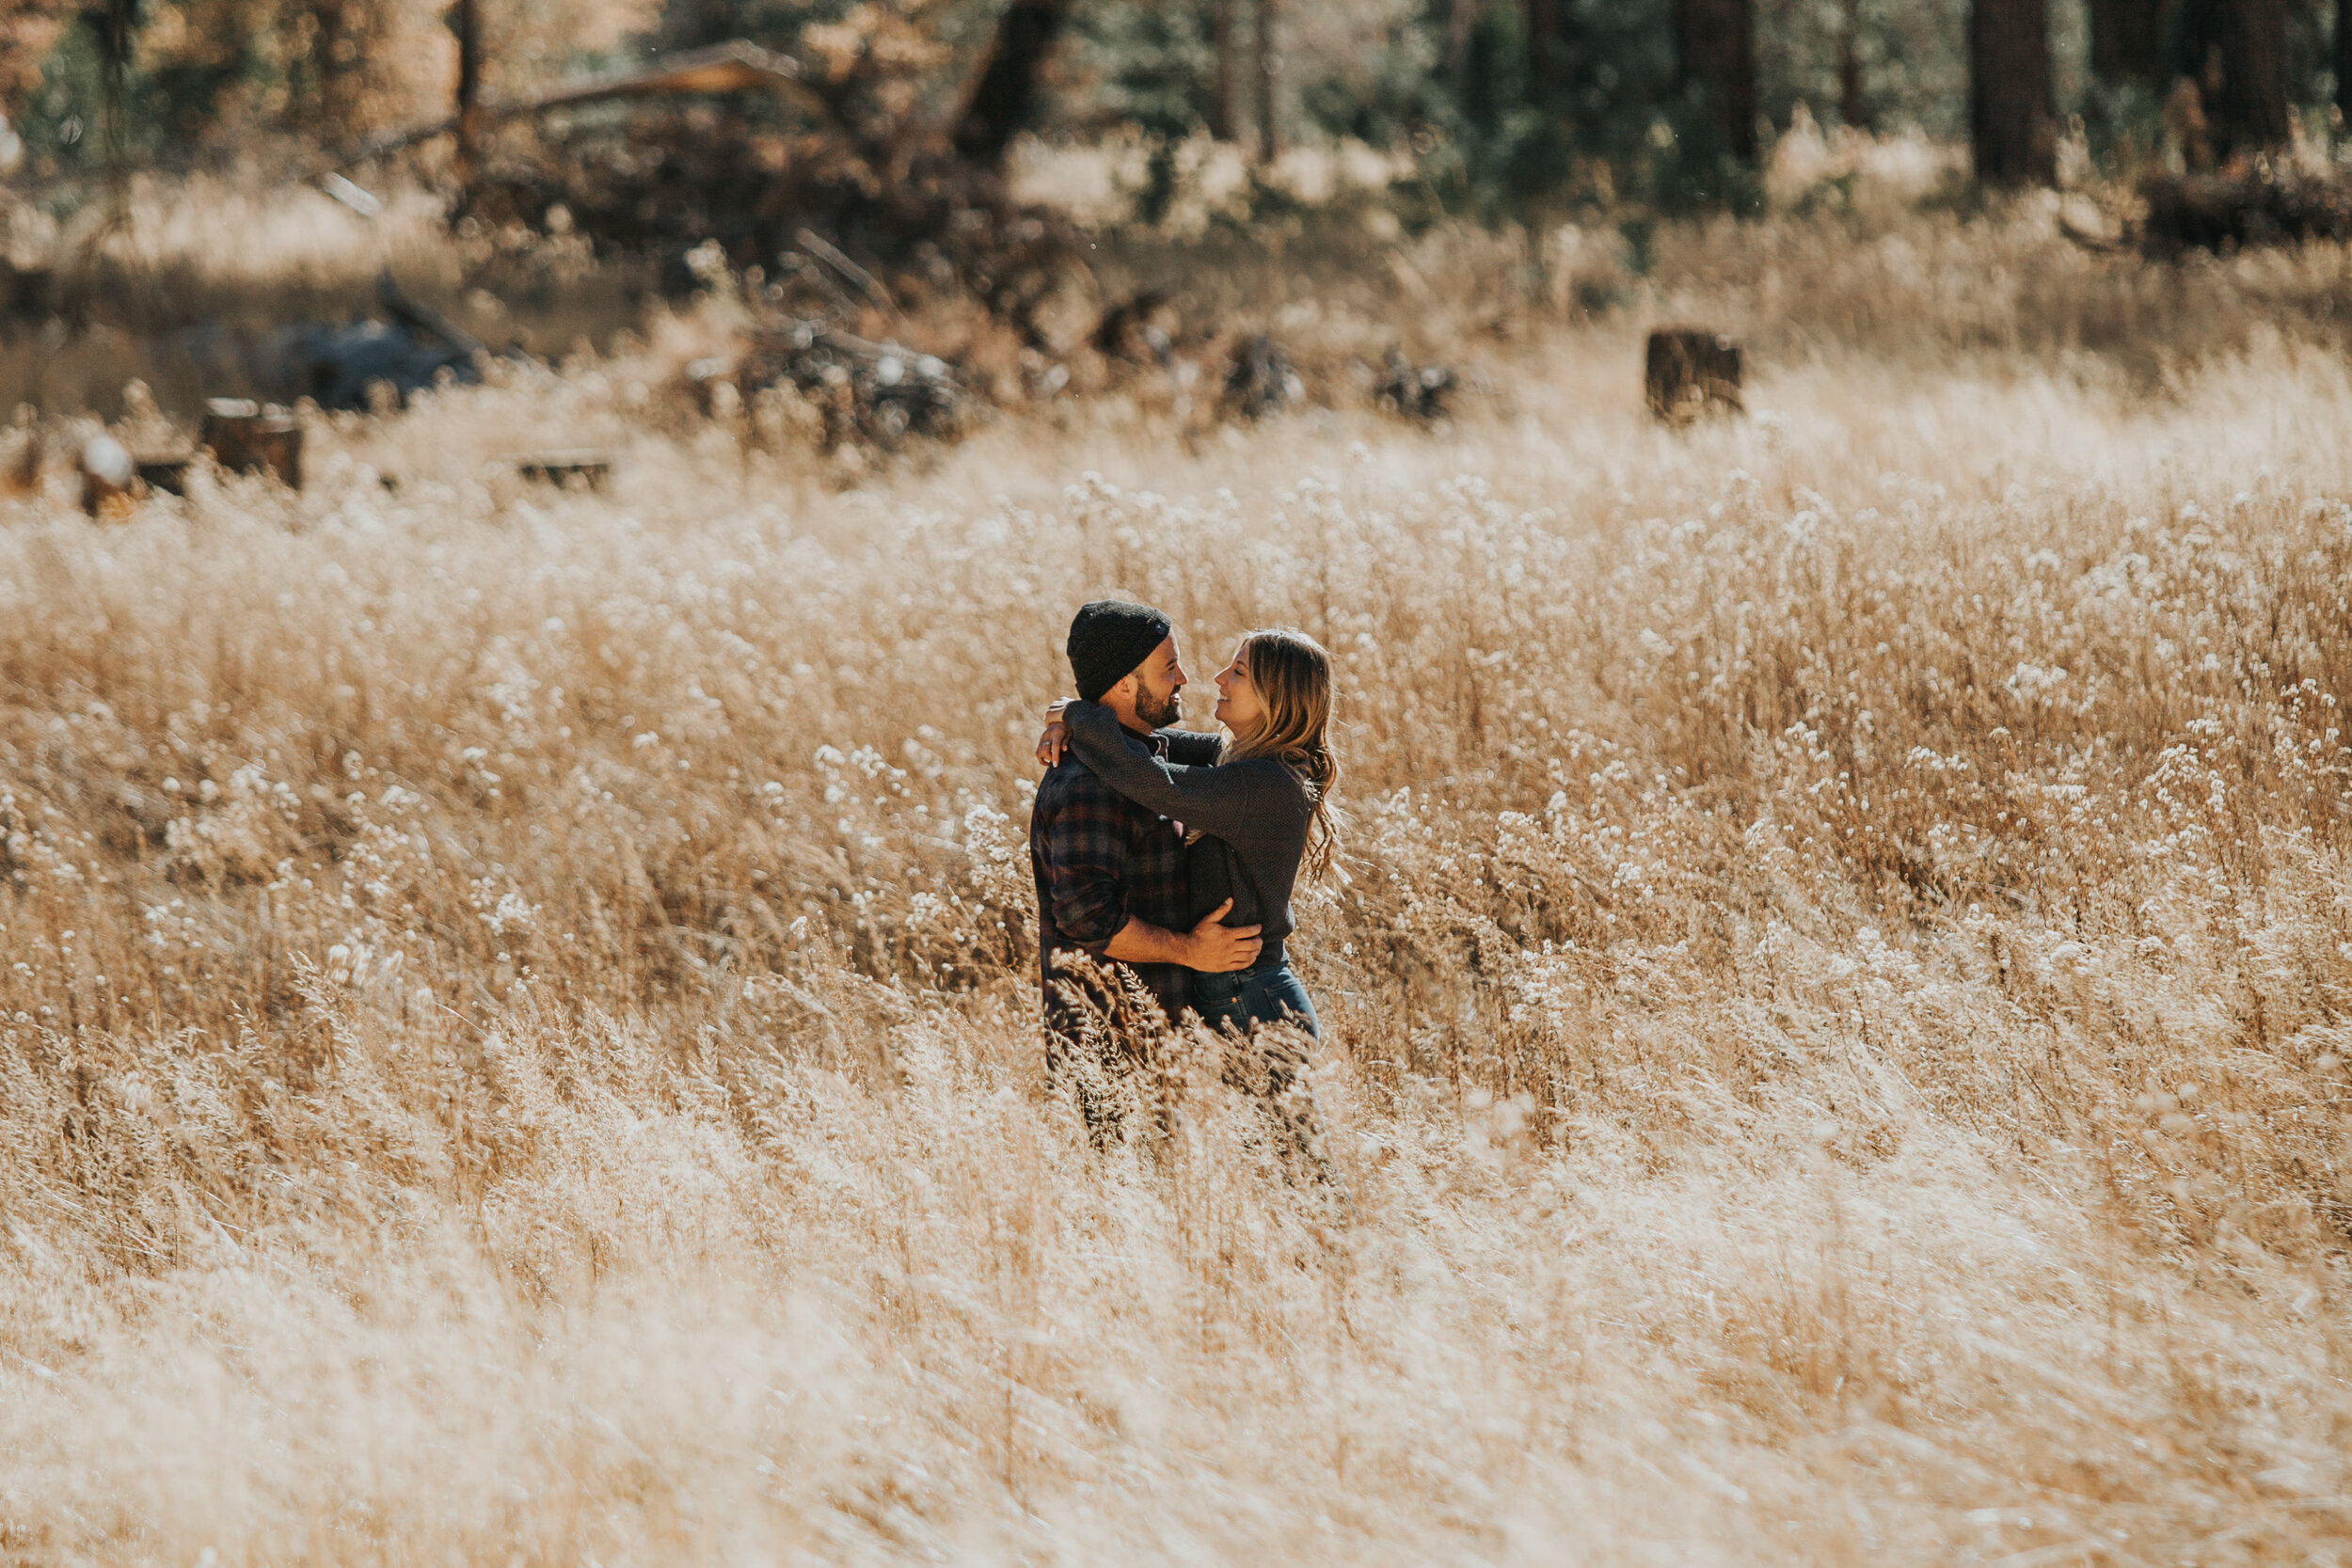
[1104,915,1190,967]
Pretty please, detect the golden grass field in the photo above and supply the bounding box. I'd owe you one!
[6,191,2352,1563]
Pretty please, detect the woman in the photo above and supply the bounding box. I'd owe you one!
[1040,626,1343,1040]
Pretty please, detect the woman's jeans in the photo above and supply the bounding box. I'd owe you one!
[1194,958,1319,1040]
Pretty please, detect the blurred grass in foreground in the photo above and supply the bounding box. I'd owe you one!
[4,197,2352,1561]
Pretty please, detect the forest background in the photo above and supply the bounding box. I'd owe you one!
[0,0,2334,218]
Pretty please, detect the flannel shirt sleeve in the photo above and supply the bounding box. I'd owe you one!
[1037,778,1133,948]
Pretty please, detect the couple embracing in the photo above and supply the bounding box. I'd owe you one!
[1026,599,1343,1146]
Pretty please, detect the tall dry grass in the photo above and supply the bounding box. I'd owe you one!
[0,175,647,415]
[6,208,2352,1562]
[36,148,2352,420]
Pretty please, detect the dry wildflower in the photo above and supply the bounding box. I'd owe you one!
[7,192,2352,1563]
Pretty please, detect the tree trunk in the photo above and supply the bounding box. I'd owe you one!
[1969,0,2056,183]
[1254,0,1279,165]
[451,0,482,196]
[2337,0,2352,129]
[311,1,358,129]
[1446,0,1483,105]
[284,0,398,138]
[952,0,1070,167]
[2179,0,2290,155]
[1673,0,1757,159]
[1837,0,1869,128]
[92,0,134,179]
[1522,0,1564,99]
[2086,0,2167,85]
[1207,0,1237,140]
[950,0,1073,168]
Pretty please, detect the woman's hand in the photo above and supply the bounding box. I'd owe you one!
[1035,700,1073,768]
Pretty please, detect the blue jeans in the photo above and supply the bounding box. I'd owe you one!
[1193,958,1320,1039]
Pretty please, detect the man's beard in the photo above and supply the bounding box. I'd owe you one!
[1136,683,1183,729]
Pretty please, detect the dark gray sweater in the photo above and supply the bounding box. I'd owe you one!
[1065,701,1312,968]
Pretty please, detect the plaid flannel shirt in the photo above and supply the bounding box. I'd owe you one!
[1029,725,1222,1033]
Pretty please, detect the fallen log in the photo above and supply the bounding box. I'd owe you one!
[328,40,816,172]
[511,451,612,489]
[2139,169,2352,255]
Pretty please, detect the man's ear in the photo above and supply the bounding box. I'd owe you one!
[1104,672,1137,708]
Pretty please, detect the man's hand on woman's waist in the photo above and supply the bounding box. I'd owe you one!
[1103,898,1261,974]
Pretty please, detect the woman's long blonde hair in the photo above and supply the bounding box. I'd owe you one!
[1221,627,1345,882]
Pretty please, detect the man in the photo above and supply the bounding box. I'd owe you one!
[1029,600,1260,1116]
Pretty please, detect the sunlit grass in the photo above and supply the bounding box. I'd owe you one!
[3,195,2352,1562]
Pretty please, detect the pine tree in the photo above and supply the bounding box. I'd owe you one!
[1672,0,1756,159]
[2086,0,2167,86]
[1969,0,2054,182]
[2178,0,2290,154]
[953,0,1068,165]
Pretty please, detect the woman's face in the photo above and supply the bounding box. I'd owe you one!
[1213,640,1266,735]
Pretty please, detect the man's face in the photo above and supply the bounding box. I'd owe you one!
[1127,635,1185,729]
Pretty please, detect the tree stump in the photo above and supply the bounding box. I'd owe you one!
[1645,329,1742,423]
[199,399,303,489]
